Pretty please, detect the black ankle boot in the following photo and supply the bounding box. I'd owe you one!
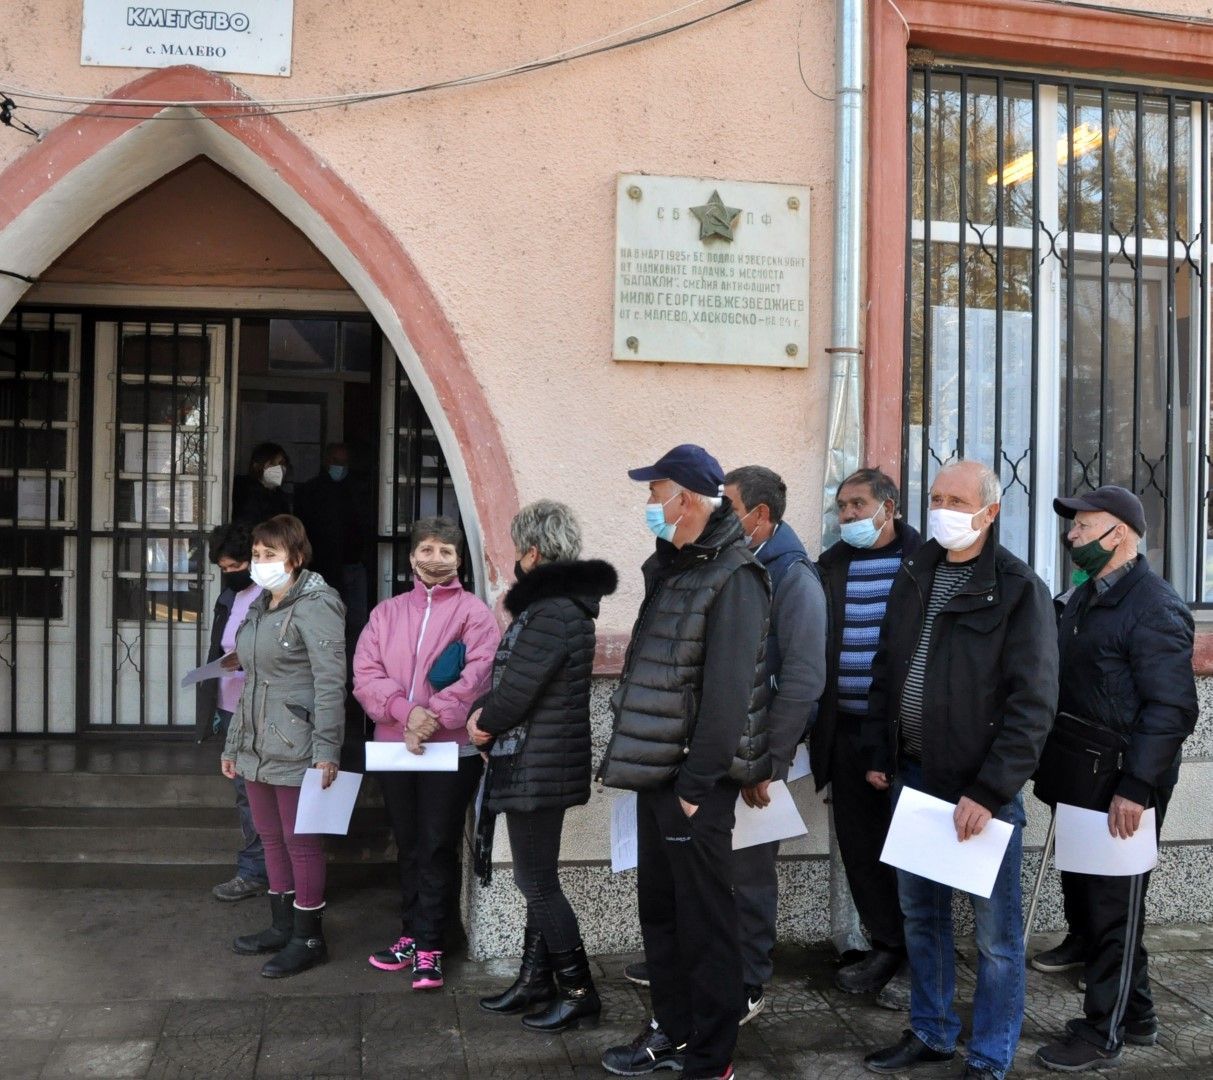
[521,943,601,1032]
[261,903,328,978]
[480,926,557,1014]
[232,891,294,955]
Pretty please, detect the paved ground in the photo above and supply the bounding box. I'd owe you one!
[4,884,1213,1079]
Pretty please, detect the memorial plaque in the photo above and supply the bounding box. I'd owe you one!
[614,174,810,367]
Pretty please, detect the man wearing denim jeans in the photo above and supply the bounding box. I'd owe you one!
[861,461,1057,1080]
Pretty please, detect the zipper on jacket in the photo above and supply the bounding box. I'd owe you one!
[407,586,435,699]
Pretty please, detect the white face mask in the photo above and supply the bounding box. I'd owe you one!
[261,464,285,489]
[928,505,990,551]
[250,560,292,591]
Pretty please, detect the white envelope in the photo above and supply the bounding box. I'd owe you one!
[879,785,1013,899]
[1054,802,1158,876]
[180,653,236,687]
[365,740,459,772]
[610,792,639,873]
[732,780,808,851]
[294,768,362,835]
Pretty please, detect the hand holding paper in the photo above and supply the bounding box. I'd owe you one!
[294,768,362,835]
[1054,802,1158,876]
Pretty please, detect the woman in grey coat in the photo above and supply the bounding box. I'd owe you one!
[221,514,347,978]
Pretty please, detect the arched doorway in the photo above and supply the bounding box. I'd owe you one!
[0,67,518,735]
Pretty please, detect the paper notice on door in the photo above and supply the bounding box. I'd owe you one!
[787,744,812,783]
[16,477,60,521]
[365,740,459,772]
[294,768,362,835]
[610,792,638,873]
[732,780,809,851]
[1054,802,1158,876]
[180,653,236,688]
[880,785,1013,899]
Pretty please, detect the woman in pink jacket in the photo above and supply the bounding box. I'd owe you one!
[353,516,499,990]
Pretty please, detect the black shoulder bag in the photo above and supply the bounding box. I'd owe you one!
[1033,711,1129,812]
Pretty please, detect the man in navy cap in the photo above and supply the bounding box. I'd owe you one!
[599,444,770,1080]
[1035,486,1197,1072]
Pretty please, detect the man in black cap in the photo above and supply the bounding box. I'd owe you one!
[1035,486,1197,1073]
[599,444,770,1080]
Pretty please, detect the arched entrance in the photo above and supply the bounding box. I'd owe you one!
[0,66,518,735]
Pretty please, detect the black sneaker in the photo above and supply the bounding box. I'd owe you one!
[1031,934,1087,973]
[624,960,651,987]
[602,1019,687,1075]
[836,948,902,994]
[740,985,765,1026]
[1036,1032,1122,1072]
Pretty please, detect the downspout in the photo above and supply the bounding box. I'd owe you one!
[821,0,866,548]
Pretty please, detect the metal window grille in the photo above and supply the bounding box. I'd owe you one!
[905,65,1210,601]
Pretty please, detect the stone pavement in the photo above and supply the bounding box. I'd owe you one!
[4,884,1213,1079]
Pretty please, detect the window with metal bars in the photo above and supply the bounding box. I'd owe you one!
[905,65,1209,601]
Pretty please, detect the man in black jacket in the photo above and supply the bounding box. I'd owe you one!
[599,444,769,1080]
[1035,486,1197,1073]
[862,460,1057,1080]
[816,468,921,1005]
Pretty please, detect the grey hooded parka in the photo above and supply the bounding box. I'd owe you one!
[222,569,348,786]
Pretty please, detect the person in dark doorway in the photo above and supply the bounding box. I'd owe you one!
[598,444,770,1080]
[468,500,617,1032]
[353,516,499,992]
[221,514,347,979]
[1034,487,1197,1073]
[197,522,268,903]
[294,442,373,645]
[231,442,291,526]
[861,460,1057,1080]
[816,468,922,1009]
[720,465,825,1025]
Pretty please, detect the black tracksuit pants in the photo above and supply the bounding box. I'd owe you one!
[638,781,740,1079]
[830,720,905,952]
[1065,787,1171,1051]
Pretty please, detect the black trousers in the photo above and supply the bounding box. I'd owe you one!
[377,752,483,951]
[1066,787,1171,1052]
[830,720,904,951]
[638,781,740,1079]
[505,807,582,953]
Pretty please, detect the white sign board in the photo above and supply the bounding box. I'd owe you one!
[81,1,294,77]
[614,173,810,367]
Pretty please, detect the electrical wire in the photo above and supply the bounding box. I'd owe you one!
[0,0,754,116]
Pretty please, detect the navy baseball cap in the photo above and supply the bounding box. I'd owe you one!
[1053,485,1146,536]
[628,444,725,498]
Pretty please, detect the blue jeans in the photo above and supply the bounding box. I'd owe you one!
[216,710,267,883]
[894,761,1026,1080]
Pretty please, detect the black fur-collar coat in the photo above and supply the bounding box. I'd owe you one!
[477,559,617,813]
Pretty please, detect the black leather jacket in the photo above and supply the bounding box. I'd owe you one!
[865,534,1058,812]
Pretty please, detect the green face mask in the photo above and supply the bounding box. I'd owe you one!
[1069,524,1119,580]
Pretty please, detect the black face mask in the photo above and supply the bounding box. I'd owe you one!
[222,570,253,593]
[513,559,527,581]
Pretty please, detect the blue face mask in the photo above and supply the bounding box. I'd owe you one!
[328,464,348,482]
[839,505,887,549]
[645,492,682,543]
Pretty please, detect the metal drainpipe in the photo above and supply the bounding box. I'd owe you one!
[821,0,866,549]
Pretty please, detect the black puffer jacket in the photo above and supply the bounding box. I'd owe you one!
[865,534,1058,812]
[478,559,618,814]
[1056,557,1197,804]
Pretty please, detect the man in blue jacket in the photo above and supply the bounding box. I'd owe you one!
[1035,486,1197,1072]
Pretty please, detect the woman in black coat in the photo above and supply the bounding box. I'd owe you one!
[467,499,616,1033]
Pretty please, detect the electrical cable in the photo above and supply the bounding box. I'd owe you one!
[0,0,755,116]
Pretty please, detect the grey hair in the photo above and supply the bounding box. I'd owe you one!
[673,485,722,512]
[510,499,582,563]
[938,459,1002,506]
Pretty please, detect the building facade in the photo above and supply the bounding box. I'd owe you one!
[0,0,1211,957]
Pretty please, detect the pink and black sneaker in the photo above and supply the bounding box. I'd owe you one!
[368,935,415,972]
[412,950,444,989]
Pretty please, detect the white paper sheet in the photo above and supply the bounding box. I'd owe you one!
[365,740,459,772]
[732,780,809,851]
[610,791,638,873]
[787,744,812,783]
[1054,802,1158,876]
[180,653,236,688]
[294,768,363,835]
[879,785,1013,899]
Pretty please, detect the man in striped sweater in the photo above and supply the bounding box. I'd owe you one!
[815,469,921,1005]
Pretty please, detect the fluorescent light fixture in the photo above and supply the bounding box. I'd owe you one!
[986,122,1114,187]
